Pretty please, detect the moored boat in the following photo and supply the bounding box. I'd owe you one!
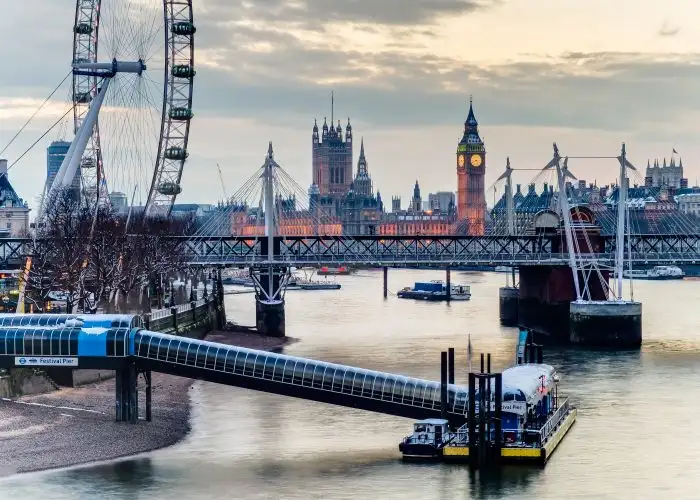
[297,281,341,290]
[399,419,450,460]
[621,265,684,280]
[397,280,471,301]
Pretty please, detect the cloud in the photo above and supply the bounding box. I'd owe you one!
[190,23,700,134]
[3,0,700,211]
[197,0,498,28]
[658,22,680,37]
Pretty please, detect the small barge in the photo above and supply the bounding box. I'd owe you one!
[399,363,575,465]
[397,280,471,301]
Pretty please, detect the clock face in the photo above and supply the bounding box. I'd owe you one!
[457,154,465,168]
[470,154,482,167]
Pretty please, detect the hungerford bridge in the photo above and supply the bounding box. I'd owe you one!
[0,231,699,269]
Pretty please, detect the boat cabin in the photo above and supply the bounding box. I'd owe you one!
[500,364,558,443]
[408,418,449,445]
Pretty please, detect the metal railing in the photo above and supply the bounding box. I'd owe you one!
[444,398,572,448]
[539,398,570,444]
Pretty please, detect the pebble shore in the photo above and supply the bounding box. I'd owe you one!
[0,331,291,477]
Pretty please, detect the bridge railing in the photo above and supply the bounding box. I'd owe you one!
[144,296,218,335]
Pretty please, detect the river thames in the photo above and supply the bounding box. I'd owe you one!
[2,269,700,499]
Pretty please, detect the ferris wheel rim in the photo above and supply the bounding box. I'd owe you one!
[70,0,195,217]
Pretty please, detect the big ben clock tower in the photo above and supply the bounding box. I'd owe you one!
[456,97,486,235]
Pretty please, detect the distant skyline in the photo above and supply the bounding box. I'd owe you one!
[1,0,700,211]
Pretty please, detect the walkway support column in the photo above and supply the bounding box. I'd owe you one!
[145,370,152,422]
[115,363,138,423]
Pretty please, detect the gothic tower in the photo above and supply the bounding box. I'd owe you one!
[311,116,353,203]
[456,97,486,235]
[353,138,372,197]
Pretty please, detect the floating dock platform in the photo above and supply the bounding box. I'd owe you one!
[442,404,577,465]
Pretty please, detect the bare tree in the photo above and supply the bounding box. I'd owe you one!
[26,189,92,312]
[25,192,194,314]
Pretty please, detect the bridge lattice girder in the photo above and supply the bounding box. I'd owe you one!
[5,234,700,268]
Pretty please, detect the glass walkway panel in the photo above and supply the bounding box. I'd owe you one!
[132,330,470,420]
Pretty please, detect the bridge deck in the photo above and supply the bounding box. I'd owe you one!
[0,314,469,422]
[1,235,700,268]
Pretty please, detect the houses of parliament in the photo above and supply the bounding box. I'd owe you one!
[229,99,488,237]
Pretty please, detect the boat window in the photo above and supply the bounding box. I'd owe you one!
[414,424,426,432]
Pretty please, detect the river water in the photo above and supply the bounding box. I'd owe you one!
[3,269,700,499]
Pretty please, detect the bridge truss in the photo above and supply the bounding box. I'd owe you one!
[176,234,700,267]
[2,234,700,269]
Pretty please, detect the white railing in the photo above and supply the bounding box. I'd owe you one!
[539,398,570,444]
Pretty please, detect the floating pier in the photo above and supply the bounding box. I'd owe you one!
[399,346,576,468]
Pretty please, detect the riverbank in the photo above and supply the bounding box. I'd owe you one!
[0,331,292,477]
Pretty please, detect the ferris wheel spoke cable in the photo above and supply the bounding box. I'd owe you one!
[0,70,72,157]
[8,105,76,172]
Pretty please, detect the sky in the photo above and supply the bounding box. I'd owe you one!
[1,0,700,213]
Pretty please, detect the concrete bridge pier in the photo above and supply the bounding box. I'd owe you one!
[252,265,288,337]
[569,301,642,347]
[498,286,519,326]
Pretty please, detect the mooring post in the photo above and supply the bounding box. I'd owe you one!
[487,353,491,374]
[494,373,503,464]
[446,266,451,301]
[477,376,487,467]
[383,266,388,299]
[440,351,448,419]
[448,347,455,385]
[480,353,485,373]
[468,372,477,467]
[145,370,152,422]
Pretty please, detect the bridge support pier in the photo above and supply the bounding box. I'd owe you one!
[498,286,519,326]
[570,301,642,347]
[251,265,289,337]
[518,265,610,344]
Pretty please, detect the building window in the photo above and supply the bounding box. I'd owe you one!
[5,223,10,229]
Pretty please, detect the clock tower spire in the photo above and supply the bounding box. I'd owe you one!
[456,96,486,235]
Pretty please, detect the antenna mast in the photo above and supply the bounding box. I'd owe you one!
[331,90,334,125]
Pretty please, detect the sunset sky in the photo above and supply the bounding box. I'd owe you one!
[1,0,698,211]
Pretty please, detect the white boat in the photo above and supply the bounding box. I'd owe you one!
[621,265,684,280]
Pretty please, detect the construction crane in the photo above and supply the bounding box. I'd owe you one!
[216,163,228,201]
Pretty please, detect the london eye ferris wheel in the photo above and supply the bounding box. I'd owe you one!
[65,0,195,217]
